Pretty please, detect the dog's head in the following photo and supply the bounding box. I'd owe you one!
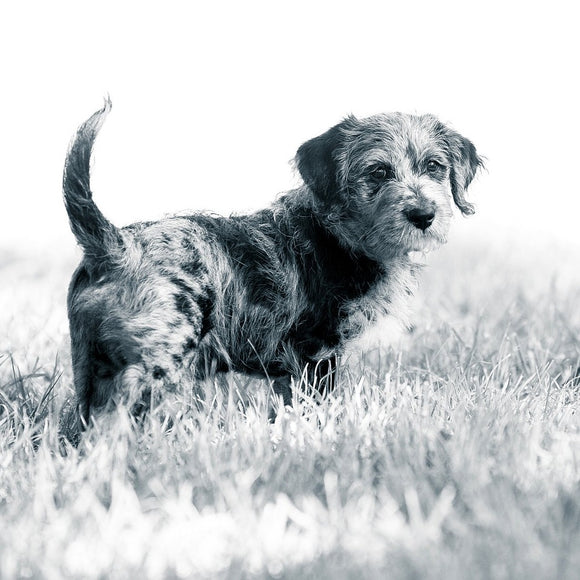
[296,113,483,260]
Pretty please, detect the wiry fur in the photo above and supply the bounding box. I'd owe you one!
[64,101,483,423]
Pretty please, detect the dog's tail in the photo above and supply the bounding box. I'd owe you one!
[63,98,123,261]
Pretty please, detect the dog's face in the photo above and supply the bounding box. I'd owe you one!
[296,113,483,260]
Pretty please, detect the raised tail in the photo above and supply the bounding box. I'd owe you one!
[63,98,122,261]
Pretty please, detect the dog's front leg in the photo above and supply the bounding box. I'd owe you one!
[272,375,293,408]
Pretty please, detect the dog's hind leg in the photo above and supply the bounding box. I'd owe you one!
[268,375,293,421]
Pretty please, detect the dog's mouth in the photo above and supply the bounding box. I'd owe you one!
[403,214,449,251]
[360,211,449,259]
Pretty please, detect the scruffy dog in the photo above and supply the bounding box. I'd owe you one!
[64,100,482,423]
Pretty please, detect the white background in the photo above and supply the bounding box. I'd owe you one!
[1,0,578,254]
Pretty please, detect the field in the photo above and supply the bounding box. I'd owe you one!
[0,239,579,579]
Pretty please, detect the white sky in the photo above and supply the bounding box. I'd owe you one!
[1,0,579,254]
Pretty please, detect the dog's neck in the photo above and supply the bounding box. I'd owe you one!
[304,213,385,294]
[274,192,386,303]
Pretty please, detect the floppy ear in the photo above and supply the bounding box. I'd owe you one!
[295,120,351,202]
[441,126,484,215]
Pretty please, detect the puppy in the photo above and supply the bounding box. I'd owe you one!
[64,100,483,422]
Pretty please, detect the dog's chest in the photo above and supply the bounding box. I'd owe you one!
[336,259,419,354]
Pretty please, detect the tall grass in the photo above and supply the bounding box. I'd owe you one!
[0,240,579,579]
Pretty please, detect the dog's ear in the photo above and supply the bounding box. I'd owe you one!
[296,119,353,201]
[439,124,484,215]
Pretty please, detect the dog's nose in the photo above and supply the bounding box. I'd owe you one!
[406,208,435,231]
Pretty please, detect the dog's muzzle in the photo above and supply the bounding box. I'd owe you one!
[406,208,435,231]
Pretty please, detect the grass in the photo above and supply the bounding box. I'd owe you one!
[0,239,579,579]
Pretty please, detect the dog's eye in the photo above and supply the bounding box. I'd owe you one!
[369,165,392,180]
[426,160,445,173]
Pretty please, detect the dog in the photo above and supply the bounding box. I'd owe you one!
[64,100,483,423]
